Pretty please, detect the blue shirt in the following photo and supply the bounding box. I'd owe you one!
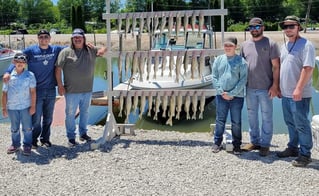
[2,69,36,110]
[6,44,64,89]
[212,54,248,97]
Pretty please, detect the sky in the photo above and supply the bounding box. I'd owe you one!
[51,0,58,5]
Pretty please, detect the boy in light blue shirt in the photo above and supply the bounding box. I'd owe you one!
[2,53,36,156]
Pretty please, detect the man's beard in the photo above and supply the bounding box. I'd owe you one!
[251,30,263,38]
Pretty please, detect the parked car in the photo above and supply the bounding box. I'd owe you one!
[50,28,61,34]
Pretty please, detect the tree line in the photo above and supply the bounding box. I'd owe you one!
[0,0,318,32]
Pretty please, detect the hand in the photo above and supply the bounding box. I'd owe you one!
[292,88,302,101]
[57,85,65,96]
[29,106,35,115]
[2,109,8,118]
[2,73,10,83]
[86,42,94,49]
[221,92,234,100]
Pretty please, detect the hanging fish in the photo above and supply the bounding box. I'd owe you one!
[153,93,161,120]
[139,93,146,119]
[169,51,174,77]
[184,94,191,120]
[153,14,159,33]
[161,50,167,77]
[146,51,152,81]
[146,13,152,35]
[191,51,198,79]
[175,92,183,120]
[168,13,174,38]
[191,11,196,35]
[198,92,206,119]
[125,13,130,39]
[118,92,124,117]
[139,16,144,37]
[160,14,167,36]
[131,14,137,38]
[183,12,188,36]
[118,52,123,82]
[183,50,189,75]
[132,51,139,76]
[125,52,131,80]
[125,94,132,123]
[162,93,168,118]
[153,51,160,79]
[175,12,181,40]
[117,14,122,34]
[139,52,146,82]
[198,11,204,38]
[192,92,198,120]
[175,51,183,83]
[133,91,139,114]
[147,93,153,117]
[166,93,176,126]
[199,50,205,78]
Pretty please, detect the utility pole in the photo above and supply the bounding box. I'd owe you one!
[304,0,312,33]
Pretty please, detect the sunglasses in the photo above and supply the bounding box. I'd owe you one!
[14,55,27,62]
[249,25,262,31]
[38,35,50,39]
[224,44,235,47]
[282,24,297,30]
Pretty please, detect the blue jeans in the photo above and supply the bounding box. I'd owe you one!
[65,92,92,140]
[282,97,313,157]
[32,88,56,143]
[246,88,273,147]
[8,108,33,147]
[214,95,244,148]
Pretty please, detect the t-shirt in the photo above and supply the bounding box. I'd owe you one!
[2,69,36,110]
[56,46,98,93]
[240,37,280,90]
[280,37,315,98]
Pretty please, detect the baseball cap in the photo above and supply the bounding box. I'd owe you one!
[72,28,85,37]
[13,53,27,63]
[37,29,50,36]
[249,17,264,26]
[224,37,237,46]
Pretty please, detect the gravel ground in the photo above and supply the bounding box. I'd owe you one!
[0,123,319,196]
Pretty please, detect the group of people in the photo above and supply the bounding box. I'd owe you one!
[2,28,106,155]
[212,15,315,167]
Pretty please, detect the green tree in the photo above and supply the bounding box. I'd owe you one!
[19,0,56,25]
[0,0,19,27]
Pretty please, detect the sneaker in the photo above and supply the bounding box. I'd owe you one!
[79,133,92,142]
[40,140,52,147]
[212,144,222,153]
[277,148,299,158]
[259,147,270,157]
[32,141,38,149]
[68,139,79,147]
[233,147,242,155]
[292,155,312,167]
[7,145,20,154]
[241,143,261,151]
[22,146,32,156]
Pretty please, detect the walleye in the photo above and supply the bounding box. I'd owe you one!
[139,93,146,119]
[162,93,168,118]
[133,91,139,114]
[169,51,174,77]
[198,92,206,119]
[161,50,168,77]
[125,94,132,123]
[146,13,152,35]
[199,50,205,78]
[184,94,191,120]
[125,13,130,39]
[175,12,181,40]
[131,14,137,37]
[191,11,196,35]
[125,52,131,80]
[118,52,123,82]
[132,51,139,76]
[166,93,176,126]
[153,14,159,33]
[160,14,167,36]
[153,93,161,120]
[191,51,197,79]
[117,14,122,34]
[146,51,152,80]
[147,92,153,117]
[175,92,183,120]
[118,92,124,117]
[139,16,144,37]
[183,12,188,36]
[191,92,198,120]
[198,12,204,38]
[139,52,146,82]
[168,13,174,38]
[183,50,189,75]
[153,51,160,79]
[175,51,183,83]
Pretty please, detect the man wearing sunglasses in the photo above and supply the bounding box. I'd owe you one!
[277,16,315,167]
[3,29,65,149]
[240,17,280,156]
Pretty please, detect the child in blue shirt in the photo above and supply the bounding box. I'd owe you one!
[2,53,36,156]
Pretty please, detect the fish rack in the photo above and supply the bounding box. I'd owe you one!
[91,0,228,149]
